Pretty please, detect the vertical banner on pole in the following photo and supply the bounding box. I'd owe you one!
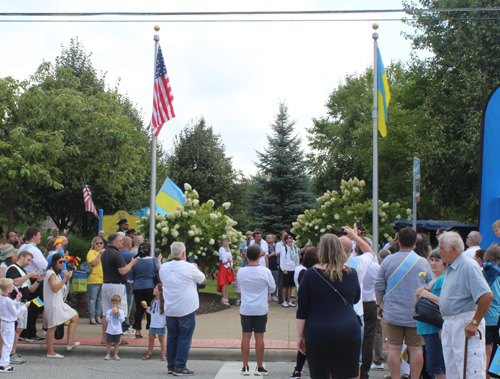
[479,84,500,247]
[413,157,420,231]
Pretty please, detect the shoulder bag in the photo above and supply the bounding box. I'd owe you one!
[313,268,362,326]
[413,296,444,328]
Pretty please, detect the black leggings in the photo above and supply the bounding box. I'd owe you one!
[295,350,307,372]
[306,339,361,379]
[132,288,155,331]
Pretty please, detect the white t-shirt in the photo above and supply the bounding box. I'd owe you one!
[463,245,481,259]
[236,265,276,316]
[362,261,380,302]
[18,243,46,274]
[219,247,233,268]
[249,240,269,267]
[106,308,125,335]
[350,252,376,315]
[159,259,206,317]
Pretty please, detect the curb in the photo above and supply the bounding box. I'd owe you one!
[16,344,297,362]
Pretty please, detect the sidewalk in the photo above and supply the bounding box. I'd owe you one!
[18,300,300,361]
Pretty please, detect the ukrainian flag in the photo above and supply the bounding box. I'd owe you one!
[155,177,186,215]
[377,47,391,137]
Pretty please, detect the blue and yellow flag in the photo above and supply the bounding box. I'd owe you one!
[155,177,186,215]
[32,297,44,307]
[377,47,391,137]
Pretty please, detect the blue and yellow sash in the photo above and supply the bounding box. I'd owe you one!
[385,251,420,296]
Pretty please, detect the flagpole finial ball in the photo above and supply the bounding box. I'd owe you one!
[372,23,379,30]
[154,25,160,32]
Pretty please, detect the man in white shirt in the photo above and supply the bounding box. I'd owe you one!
[463,231,482,259]
[236,245,276,376]
[159,242,206,376]
[275,231,288,304]
[249,229,268,268]
[339,226,375,364]
[17,227,47,342]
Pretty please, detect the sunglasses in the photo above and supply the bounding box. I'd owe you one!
[95,242,103,245]
[57,260,65,264]
[287,236,293,239]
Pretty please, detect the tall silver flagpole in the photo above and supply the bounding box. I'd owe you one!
[149,25,160,253]
[372,23,379,252]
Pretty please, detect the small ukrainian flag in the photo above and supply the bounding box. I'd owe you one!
[32,297,44,307]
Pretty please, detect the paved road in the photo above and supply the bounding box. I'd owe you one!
[10,355,390,378]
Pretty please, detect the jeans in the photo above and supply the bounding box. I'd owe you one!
[278,270,283,302]
[270,270,279,298]
[241,256,247,267]
[87,284,102,319]
[166,312,196,370]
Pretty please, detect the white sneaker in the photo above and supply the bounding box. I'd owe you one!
[271,296,278,302]
[282,301,289,308]
[370,363,384,371]
[288,301,296,307]
[114,355,120,361]
[104,354,110,360]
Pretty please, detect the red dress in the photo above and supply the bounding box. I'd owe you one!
[217,248,235,293]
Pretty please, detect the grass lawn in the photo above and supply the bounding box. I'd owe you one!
[199,277,238,299]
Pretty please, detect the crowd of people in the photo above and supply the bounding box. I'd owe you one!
[1,220,500,378]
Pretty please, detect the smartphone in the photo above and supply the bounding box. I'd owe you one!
[36,269,46,275]
[356,218,363,229]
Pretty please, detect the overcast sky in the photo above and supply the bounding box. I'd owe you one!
[1,0,430,178]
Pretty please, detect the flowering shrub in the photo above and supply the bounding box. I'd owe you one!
[291,177,412,248]
[138,183,245,275]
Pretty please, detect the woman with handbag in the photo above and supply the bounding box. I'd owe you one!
[44,253,80,358]
[414,250,447,379]
[87,236,105,325]
[129,243,159,338]
[296,234,361,379]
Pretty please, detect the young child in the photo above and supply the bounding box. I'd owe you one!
[141,283,167,362]
[0,278,30,373]
[104,294,125,361]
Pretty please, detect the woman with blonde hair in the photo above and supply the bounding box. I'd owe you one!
[296,233,361,379]
[87,236,105,325]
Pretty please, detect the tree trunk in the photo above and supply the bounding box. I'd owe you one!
[4,195,16,233]
[201,262,206,276]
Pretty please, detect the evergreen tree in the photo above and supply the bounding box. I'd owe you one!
[247,102,316,234]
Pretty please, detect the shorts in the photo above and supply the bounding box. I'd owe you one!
[241,314,267,334]
[282,272,295,287]
[423,333,446,375]
[102,283,127,316]
[106,333,122,343]
[149,327,166,336]
[17,303,28,329]
[381,318,424,347]
[486,325,497,345]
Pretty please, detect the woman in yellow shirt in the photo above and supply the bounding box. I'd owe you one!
[87,236,105,325]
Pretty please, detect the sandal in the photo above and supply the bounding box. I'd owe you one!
[96,318,102,324]
[142,354,152,360]
[161,356,167,361]
[89,318,97,325]
[135,334,143,339]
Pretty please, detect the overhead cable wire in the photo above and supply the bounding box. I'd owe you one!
[1,8,500,17]
[0,17,499,23]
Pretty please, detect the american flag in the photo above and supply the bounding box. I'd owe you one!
[82,178,98,218]
[152,45,175,137]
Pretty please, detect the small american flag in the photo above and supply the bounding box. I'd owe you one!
[82,178,98,218]
[152,45,175,137]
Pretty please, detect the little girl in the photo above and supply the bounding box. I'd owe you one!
[217,236,235,306]
[141,283,166,362]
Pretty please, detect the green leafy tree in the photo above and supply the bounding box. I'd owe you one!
[291,177,411,248]
[167,117,247,223]
[401,0,500,221]
[247,102,317,234]
[306,63,422,215]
